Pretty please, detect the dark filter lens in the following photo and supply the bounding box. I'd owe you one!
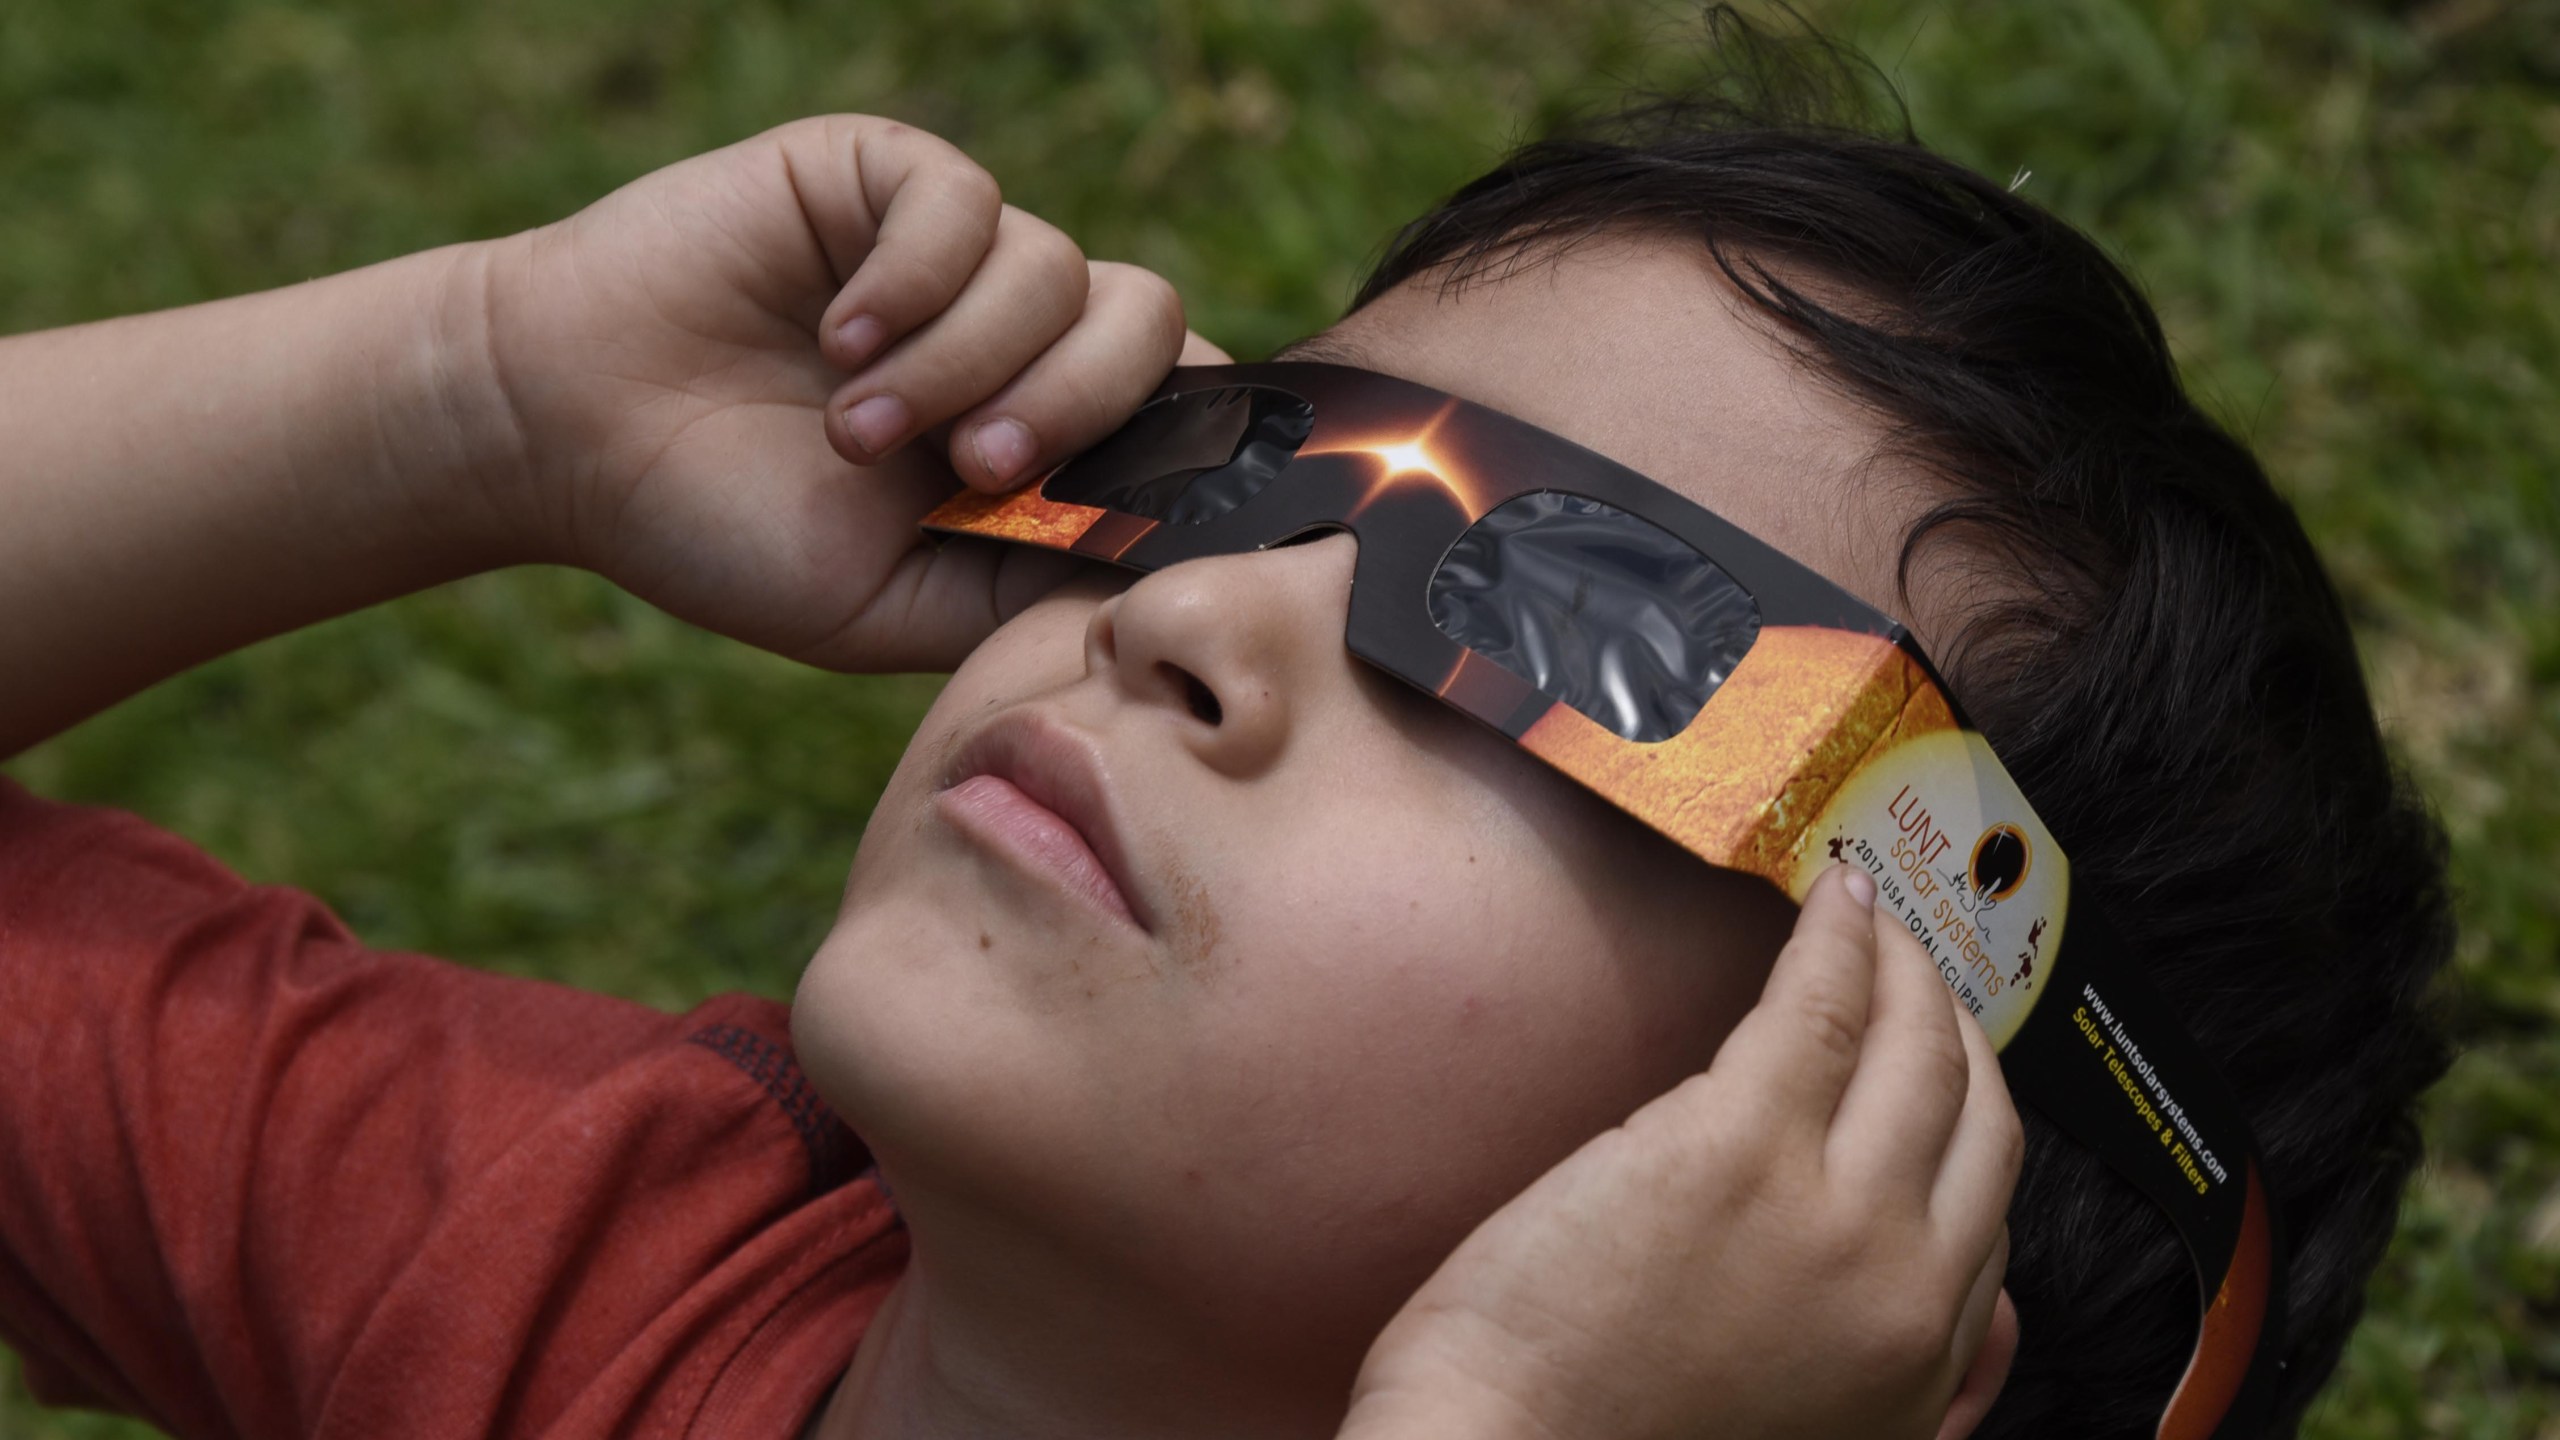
[1042,385,1314,525]
[1429,491,1760,743]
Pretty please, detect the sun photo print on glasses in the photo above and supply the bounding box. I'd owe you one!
[924,362,2285,1440]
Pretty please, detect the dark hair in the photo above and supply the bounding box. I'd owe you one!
[1345,9,2457,1436]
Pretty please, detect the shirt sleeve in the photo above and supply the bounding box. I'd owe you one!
[0,777,897,1440]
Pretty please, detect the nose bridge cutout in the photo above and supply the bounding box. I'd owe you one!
[1096,531,1363,778]
[1138,529,1357,658]
[1262,520,1355,551]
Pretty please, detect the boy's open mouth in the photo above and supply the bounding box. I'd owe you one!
[936,709,1149,933]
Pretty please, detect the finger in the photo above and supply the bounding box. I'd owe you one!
[1705,864,1882,1135]
[793,534,1088,673]
[1827,906,1972,1191]
[777,118,1006,369]
[941,261,1189,491]
[826,204,1089,464]
[1951,1231,2007,1361]
[1945,1234,2009,1394]
[1930,983,2025,1251]
[1179,329,1234,365]
[1935,1275,2017,1440]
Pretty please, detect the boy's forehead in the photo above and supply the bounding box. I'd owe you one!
[1291,237,1922,625]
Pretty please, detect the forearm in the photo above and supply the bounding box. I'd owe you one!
[0,243,525,760]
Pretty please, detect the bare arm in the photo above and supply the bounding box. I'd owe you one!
[0,247,516,759]
[1,115,1197,763]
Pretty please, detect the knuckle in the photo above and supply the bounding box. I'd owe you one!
[1622,1068,1702,1136]
[1619,1086,1763,1202]
[1707,1121,1785,1195]
[1036,230,1090,291]
[1822,1188,1904,1255]
[945,158,1002,213]
[1137,270,1187,345]
[999,204,1069,252]
[1989,1097,2027,1178]
[1913,1025,1971,1110]
[1858,1297,1949,1376]
[1806,1198,1880,1264]
[1578,1116,1648,1174]
[1092,263,1186,344]
[992,210,1087,304]
[1669,1105,1760,1184]
[1788,982,1865,1065]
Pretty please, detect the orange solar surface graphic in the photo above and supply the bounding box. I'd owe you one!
[922,486,1105,549]
[2158,1166,2275,1440]
[1521,626,1957,886]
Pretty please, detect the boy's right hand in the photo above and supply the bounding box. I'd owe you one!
[462,116,1216,672]
[1339,864,2025,1440]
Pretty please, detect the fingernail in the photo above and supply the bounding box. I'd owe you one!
[1842,866,1877,907]
[835,314,886,367]
[845,393,909,455]
[971,417,1037,486]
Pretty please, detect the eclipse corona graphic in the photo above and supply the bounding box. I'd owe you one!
[1970,823,2032,901]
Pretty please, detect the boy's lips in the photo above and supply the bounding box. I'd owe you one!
[936,710,1149,933]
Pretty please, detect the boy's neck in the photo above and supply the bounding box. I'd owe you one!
[811,1209,1353,1440]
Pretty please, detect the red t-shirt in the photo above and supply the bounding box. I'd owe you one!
[0,778,909,1439]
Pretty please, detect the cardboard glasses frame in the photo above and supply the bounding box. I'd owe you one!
[924,361,2284,1440]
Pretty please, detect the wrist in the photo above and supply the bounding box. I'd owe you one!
[0,241,553,756]
[409,235,551,568]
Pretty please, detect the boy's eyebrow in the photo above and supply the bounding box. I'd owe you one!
[1268,332,1373,368]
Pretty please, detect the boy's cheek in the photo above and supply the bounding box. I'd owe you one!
[1174,899,1662,1176]
[791,840,1754,1355]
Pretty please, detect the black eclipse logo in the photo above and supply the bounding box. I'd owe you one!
[1969,824,2031,902]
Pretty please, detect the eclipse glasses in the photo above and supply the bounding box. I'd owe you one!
[924,362,2285,1440]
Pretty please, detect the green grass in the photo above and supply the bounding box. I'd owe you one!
[2,0,2554,1434]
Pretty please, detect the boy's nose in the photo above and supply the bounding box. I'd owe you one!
[1082,532,1356,779]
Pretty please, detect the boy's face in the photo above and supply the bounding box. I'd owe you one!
[794,237,1919,1375]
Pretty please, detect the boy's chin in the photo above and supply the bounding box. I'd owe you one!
[789,883,1144,1185]
[790,897,1573,1378]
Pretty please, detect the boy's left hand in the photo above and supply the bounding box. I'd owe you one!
[1338,865,2024,1440]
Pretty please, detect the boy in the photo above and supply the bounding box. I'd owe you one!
[0,97,2020,1440]
[0,17,2448,1440]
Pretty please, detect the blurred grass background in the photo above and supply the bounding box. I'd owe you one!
[1,0,2552,1434]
